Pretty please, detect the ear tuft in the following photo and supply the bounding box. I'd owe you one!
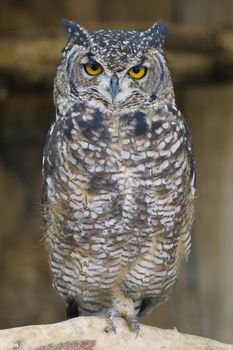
[61,19,89,45]
[143,20,167,48]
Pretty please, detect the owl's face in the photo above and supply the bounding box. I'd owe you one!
[57,20,173,111]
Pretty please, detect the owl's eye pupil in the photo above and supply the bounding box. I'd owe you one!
[90,63,99,71]
[132,66,140,74]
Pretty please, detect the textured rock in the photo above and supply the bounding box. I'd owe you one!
[0,317,232,350]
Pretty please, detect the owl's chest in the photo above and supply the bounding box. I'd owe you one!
[49,109,188,264]
[61,110,184,224]
[67,109,175,177]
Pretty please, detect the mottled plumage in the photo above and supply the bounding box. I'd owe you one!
[42,19,195,334]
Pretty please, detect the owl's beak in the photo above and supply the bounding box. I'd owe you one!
[109,75,119,102]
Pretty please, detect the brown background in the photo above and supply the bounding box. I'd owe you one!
[0,0,233,344]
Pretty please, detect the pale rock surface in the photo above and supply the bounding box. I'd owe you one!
[0,317,232,350]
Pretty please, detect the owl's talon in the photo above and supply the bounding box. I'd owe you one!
[106,308,118,334]
[129,319,140,338]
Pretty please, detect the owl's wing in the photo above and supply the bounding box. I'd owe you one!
[42,114,74,206]
[41,116,70,237]
[41,122,56,242]
[182,113,196,196]
[41,120,60,207]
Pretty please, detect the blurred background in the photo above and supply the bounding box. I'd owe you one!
[0,0,233,344]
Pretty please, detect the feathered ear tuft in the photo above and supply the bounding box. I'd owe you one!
[61,19,89,45]
[143,20,167,48]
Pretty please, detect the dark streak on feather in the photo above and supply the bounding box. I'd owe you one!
[134,111,149,136]
[151,121,163,132]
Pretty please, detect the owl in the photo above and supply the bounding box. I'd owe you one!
[42,19,195,336]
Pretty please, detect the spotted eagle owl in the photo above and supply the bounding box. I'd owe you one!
[42,19,195,335]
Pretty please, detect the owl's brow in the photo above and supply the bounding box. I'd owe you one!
[87,53,98,64]
[134,57,146,67]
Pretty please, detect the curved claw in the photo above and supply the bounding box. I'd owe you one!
[106,308,118,334]
[129,319,140,338]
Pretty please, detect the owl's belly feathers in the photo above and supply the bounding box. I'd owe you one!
[45,107,193,309]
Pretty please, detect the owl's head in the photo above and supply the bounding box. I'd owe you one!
[55,20,174,112]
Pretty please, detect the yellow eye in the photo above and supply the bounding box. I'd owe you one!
[84,62,103,76]
[128,66,147,79]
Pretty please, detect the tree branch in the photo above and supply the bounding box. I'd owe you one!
[0,316,232,350]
